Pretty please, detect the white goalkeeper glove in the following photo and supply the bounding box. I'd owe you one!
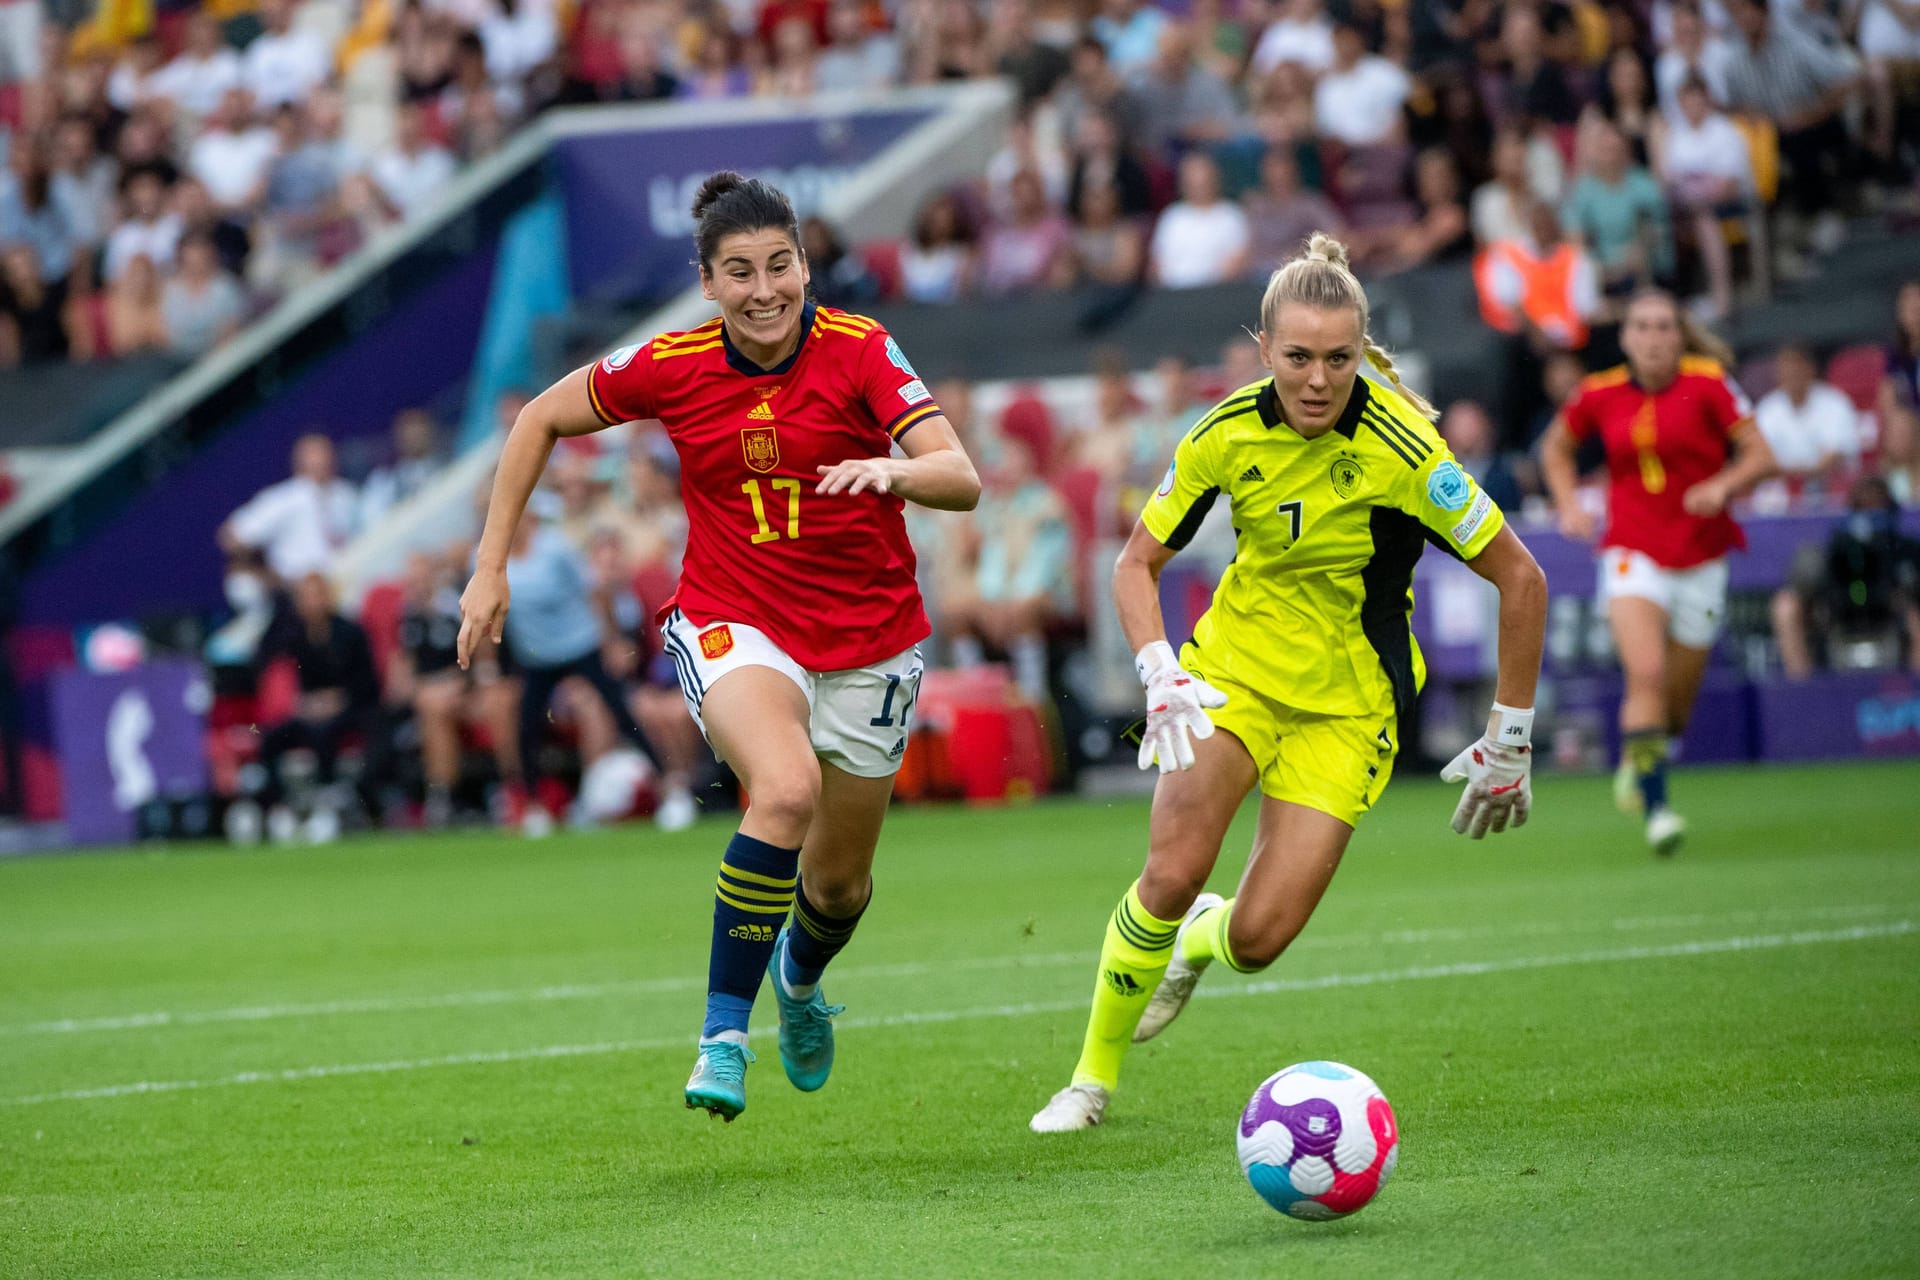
[1134,641,1228,774]
[1440,703,1534,838]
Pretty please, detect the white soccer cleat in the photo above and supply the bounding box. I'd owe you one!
[521,805,555,839]
[1647,808,1686,857]
[654,786,697,832]
[1613,757,1641,813]
[1029,1083,1109,1133]
[1133,891,1225,1044]
[267,805,300,845]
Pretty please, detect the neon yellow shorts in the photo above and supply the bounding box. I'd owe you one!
[1181,643,1398,827]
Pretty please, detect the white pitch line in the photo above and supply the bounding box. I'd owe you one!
[4,920,1909,1107]
[5,900,1908,1038]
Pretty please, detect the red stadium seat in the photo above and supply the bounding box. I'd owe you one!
[358,579,406,684]
[861,239,904,300]
[1825,344,1887,412]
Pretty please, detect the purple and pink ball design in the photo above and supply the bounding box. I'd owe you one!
[1236,1061,1398,1220]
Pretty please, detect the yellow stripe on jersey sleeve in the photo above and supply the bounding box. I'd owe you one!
[653,340,721,360]
[586,367,620,425]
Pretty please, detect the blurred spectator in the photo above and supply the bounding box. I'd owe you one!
[1220,333,1263,389]
[499,492,662,833]
[677,19,753,99]
[360,408,447,527]
[0,242,69,366]
[1440,398,1524,512]
[1772,475,1920,677]
[1859,0,1920,164]
[1067,179,1145,287]
[48,112,115,247]
[817,0,900,92]
[0,140,82,286]
[1065,110,1152,220]
[220,433,359,585]
[1752,343,1862,502]
[1055,35,1144,148]
[942,429,1075,699]
[371,102,458,222]
[1357,145,1470,274]
[801,215,879,306]
[1529,348,1590,447]
[767,14,821,96]
[190,88,275,219]
[1881,280,1920,502]
[151,11,244,122]
[1719,0,1858,259]
[1476,198,1600,354]
[481,0,561,86]
[1072,350,1146,481]
[1655,1,1733,122]
[172,176,253,280]
[609,431,687,570]
[986,113,1069,221]
[387,551,519,827]
[564,16,679,102]
[1471,125,1563,247]
[243,0,333,110]
[443,30,525,149]
[1490,3,1582,128]
[161,230,245,358]
[978,168,1073,294]
[1653,76,1759,321]
[1149,151,1250,288]
[1129,21,1239,153]
[1591,46,1658,164]
[113,110,181,186]
[1312,21,1411,147]
[906,0,991,81]
[1562,119,1672,300]
[1243,145,1344,273]
[548,445,617,549]
[1251,0,1335,77]
[102,251,167,357]
[104,168,182,283]
[1093,0,1171,74]
[0,0,41,89]
[396,4,459,102]
[901,190,975,303]
[107,32,167,113]
[255,572,381,840]
[987,0,1069,104]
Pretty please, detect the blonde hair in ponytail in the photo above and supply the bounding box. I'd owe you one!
[1259,232,1439,422]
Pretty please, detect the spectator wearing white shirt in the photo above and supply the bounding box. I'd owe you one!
[1312,22,1411,148]
[242,0,334,110]
[1857,0,1920,163]
[358,409,447,528]
[151,12,245,123]
[190,87,277,216]
[220,433,360,585]
[1655,2,1734,121]
[1149,151,1251,288]
[160,230,247,358]
[481,0,560,84]
[1470,126,1563,248]
[1653,76,1760,320]
[371,102,459,222]
[1250,0,1335,77]
[104,167,183,283]
[1753,343,1862,506]
[49,114,117,247]
[106,33,168,112]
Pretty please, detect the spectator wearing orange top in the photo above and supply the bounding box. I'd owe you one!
[1477,198,1600,443]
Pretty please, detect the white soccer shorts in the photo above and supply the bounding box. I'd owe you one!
[1596,548,1730,649]
[659,608,924,778]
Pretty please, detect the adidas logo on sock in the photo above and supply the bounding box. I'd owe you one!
[1103,969,1145,997]
[1238,465,1264,483]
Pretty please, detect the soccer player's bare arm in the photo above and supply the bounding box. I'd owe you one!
[1464,524,1548,716]
[1113,521,1179,658]
[1683,418,1777,517]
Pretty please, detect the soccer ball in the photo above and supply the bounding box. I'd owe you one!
[1237,1061,1398,1220]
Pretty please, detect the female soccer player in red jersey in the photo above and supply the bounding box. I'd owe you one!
[457,172,980,1121]
[1540,290,1775,855]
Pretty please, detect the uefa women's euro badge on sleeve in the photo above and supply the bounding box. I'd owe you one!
[1134,641,1229,774]
[1440,703,1534,838]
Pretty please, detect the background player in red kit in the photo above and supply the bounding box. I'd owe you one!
[457,172,980,1121]
[1540,290,1775,855]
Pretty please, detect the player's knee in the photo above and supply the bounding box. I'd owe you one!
[1226,914,1301,972]
[802,871,869,918]
[1135,859,1209,920]
[745,769,820,842]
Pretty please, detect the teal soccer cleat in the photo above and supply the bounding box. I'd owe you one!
[768,928,846,1092]
[685,1036,754,1121]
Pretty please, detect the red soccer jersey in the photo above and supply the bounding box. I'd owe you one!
[1562,357,1753,569]
[587,302,942,671]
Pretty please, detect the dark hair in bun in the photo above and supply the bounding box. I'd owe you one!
[692,171,800,273]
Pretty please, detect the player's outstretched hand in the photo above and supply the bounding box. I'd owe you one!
[1440,737,1532,838]
[816,458,898,497]
[457,569,509,670]
[1137,661,1229,774]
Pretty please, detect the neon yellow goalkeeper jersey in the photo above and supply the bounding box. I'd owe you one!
[1140,375,1506,724]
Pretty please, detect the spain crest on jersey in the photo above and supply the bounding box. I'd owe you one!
[741,425,779,473]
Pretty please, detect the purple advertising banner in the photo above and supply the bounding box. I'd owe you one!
[50,660,209,846]
[1755,672,1920,760]
[553,105,935,305]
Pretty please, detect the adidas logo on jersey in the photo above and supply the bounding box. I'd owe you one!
[1238,465,1264,483]
[746,400,775,420]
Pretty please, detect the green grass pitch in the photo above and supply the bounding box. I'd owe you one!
[3,760,1918,1279]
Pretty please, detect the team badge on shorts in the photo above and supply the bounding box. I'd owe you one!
[699,625,736,659]
[1330,456,1364,498]
[741,425,779,473]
